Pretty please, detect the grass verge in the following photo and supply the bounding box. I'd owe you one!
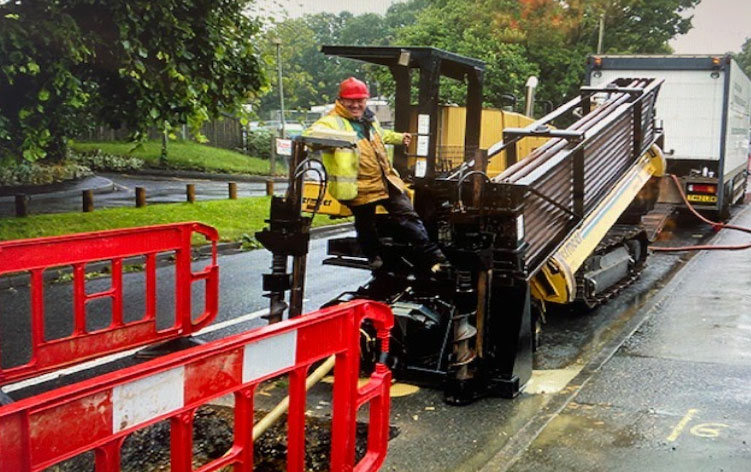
[0,197,348,247]
[71,140,279,175]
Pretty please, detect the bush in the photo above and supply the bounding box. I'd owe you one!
[70,149,144,172]
[0,161,92,187]
[246,128,274,160]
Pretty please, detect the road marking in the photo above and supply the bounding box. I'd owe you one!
[690,423,728,438]
[1,308,269,393]
[667,408,698,442]
[525,367,583,394]
[321,376,421,397]
[196,308,268,335]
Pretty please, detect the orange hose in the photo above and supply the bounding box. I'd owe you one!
[649,174,751,252]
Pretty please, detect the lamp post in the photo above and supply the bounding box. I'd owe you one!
[272,38,286,139]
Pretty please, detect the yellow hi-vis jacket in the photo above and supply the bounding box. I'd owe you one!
[305,100,406,206]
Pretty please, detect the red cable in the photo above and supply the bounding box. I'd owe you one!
[649,174,751,252]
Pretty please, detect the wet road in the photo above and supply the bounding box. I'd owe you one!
[0,172,288,216]
[0,227,367,394]
[495,205,751,472]
[2,205,746,471]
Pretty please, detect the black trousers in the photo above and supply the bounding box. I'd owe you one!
[348,184,442,265]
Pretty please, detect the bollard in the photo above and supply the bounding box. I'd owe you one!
[135,187,146,208]
[186,184,195,203]
[15,194,28,217]
[82,190,94,213]
[228,181,238,200]
[266,179,274,196]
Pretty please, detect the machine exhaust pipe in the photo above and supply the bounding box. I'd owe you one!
[524,76,539,118]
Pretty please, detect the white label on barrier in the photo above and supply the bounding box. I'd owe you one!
[112,366,185,433]
[243,330,297,382]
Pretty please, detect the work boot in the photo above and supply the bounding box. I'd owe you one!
[429,251,451,274]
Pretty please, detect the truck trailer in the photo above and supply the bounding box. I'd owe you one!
[587,55,751,218]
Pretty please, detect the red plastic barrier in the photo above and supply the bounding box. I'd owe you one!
[0,299,393,472]
[0,222,219,385]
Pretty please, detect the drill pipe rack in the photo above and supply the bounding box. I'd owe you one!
[409,78,665,401]
[439,78,664,281]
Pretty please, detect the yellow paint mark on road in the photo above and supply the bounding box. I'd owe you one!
[525,367,582,394]
[321,376,420,397]
[690,423,728,438]
[390,382,420,397]
[667,408,698,442]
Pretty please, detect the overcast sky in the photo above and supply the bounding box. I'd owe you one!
[253,0,399,18]
[669,0,750,54]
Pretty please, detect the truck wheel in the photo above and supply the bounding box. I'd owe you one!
[713,199,731,221]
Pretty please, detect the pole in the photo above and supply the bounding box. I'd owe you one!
[597,14,605,54]
[275,41,286,140]
[15,194,28,217]
[524,76,539,118]
[82,190,94,212]
[135,187,146,208]
[270,133,277,177]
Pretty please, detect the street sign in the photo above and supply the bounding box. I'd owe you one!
[276,138,293,156]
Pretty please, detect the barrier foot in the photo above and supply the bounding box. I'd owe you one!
[0,389,13,405]
[134,336,206,360]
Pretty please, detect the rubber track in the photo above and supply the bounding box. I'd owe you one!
[574,224,648,308]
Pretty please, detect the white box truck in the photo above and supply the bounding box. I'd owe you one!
[587,55,751,218]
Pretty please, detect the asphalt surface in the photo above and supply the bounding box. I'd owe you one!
[492,205,751,472]
[0,225,368,396]
[0,172,288,216]
[2,173,750,471]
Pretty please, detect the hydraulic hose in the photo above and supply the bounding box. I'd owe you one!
[650,173,751,252]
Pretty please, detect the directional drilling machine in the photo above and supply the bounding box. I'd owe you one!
[258,46,666,405]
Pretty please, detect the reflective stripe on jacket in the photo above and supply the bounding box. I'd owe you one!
[306,100,406,206]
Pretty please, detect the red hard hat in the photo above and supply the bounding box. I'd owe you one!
[339,77,370,99]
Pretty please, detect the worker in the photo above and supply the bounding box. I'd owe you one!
[305,76,447,272]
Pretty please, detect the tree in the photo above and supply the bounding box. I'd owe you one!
[393,0,700,110]
[734,37,751,78]
[0,0,266,163]
[256,11,397,120]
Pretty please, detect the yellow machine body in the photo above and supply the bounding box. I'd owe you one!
[422,106,549,178]
[530,144,667,304]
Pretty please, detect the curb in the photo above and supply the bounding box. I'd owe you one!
[127,168,287,183]
[0,176,115,202]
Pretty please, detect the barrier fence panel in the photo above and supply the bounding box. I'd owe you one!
[0,299,393,472]
[0,222,219,386]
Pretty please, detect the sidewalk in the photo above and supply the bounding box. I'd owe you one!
[493,205,751,471]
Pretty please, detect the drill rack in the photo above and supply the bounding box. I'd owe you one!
[440,78,664,282]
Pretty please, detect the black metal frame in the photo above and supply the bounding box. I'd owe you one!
[321,46,486,181]
[442,78,664,280]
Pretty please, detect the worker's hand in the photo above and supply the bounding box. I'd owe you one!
[402,133,412,147]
